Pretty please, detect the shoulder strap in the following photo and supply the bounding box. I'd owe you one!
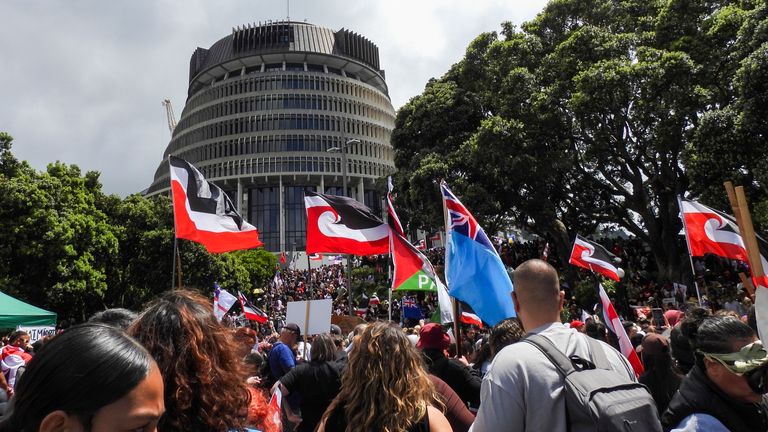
[523,334,575,377]
[584,335,611,370]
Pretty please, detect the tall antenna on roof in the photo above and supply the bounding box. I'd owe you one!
[286,0,290,21]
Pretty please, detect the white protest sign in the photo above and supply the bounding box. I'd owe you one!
[16,325,56,343]
[286,299,332,336]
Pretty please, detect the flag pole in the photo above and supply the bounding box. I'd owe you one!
[171,236,178,289]
[440,180,461,358]
[677,195,703,306]
[726,183,768,341]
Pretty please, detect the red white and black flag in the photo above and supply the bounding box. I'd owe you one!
[569,235,621,281]
[460,301,483,328]
[237,291,269,324]
[680,198,768,287]
[169,156,262,253]
[598,283,644,377]
[304,191,389,255]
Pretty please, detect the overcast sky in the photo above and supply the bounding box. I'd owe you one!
[0,0,549,196]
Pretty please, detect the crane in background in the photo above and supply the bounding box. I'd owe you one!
[162,99,177,136]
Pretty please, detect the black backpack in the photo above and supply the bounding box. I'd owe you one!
[524,333,663,432]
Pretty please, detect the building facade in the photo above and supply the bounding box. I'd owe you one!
[146,21,396,251]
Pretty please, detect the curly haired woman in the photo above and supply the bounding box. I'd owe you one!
[317,321,451,432]
[129,289,278,432]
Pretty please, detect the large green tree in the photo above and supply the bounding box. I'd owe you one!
[0,133,276,322]
[392,0,768,282]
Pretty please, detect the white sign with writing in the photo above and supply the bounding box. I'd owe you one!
[16,325,56,343]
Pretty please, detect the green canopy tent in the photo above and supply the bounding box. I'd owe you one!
[0,291,57,328]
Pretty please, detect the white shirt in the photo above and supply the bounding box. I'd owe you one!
[470,322,635,432]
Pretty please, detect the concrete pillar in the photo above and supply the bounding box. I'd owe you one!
[279,176,285,252]
[358,177,365,203]
[319,175,325,195]
[236,178,243,215]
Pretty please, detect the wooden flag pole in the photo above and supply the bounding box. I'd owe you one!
[735,186,766,281]
[739,272,756,297]
[725,182,768,341]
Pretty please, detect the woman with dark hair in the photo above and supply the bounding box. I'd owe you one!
[317,321,451,432]
[0,323,164,432]
[129,289,276,432]
[276,333,344,432]
[662,315,768,431]
[637,333,682,414]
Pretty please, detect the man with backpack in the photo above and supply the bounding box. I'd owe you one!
[470,259,662,431]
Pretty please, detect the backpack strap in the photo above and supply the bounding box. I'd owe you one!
[523,334,576,378]
[584,336,611,370]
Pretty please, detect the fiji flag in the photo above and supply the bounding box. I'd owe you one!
[441,181,516,326]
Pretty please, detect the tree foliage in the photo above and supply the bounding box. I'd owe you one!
[0,133,276,323]
[391,0,768,282]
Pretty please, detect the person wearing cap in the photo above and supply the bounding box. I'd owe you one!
[662,315,768,431]
[418,322,482,409]
[330,324,348,362]
[569,320,585,333]
[268,322,300,386]
[637,333,682,414]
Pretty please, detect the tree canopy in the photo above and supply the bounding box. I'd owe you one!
[391,0,768,282]
[0,133,276,322]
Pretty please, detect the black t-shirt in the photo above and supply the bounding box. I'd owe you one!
[280,360,344,432]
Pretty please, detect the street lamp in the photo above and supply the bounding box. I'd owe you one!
[327,139,360,315]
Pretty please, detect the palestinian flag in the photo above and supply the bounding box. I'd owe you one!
[390,232,440,292]
[169,156,262,253]
[304,191,389,255]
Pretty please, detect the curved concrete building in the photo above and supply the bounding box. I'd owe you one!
[146,21,396,251]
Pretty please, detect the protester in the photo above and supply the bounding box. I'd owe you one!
[276,333,344,432]
[0,324,164,432]
[267,322,300,385]
[638,333,682,414]
[428,374,475,432]
[88,307,138,331]
[317,321,451,431]
[417,323,482,409]
[0,330,32,405]
[662,315,768,431]
[129,289,275,432]
[470,259,639,431]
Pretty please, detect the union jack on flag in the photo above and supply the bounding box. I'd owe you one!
[402,296,417,308]
[440,181,495,252]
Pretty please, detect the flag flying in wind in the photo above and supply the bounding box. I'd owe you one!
[680,198,768,287]
[441,181,516,327]
[459,302,483,328]
[237,291,269,324]
[387,180,443,293]
[598,283,644,377]
[213,284,238,322]
[387,177,405,236]
[309,253,323,261]
[680,198,768,342]
[169,156,262,253]
[569,235,621,281]
[304,191,389,255]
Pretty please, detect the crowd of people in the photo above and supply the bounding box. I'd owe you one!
[1,252,767,431]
